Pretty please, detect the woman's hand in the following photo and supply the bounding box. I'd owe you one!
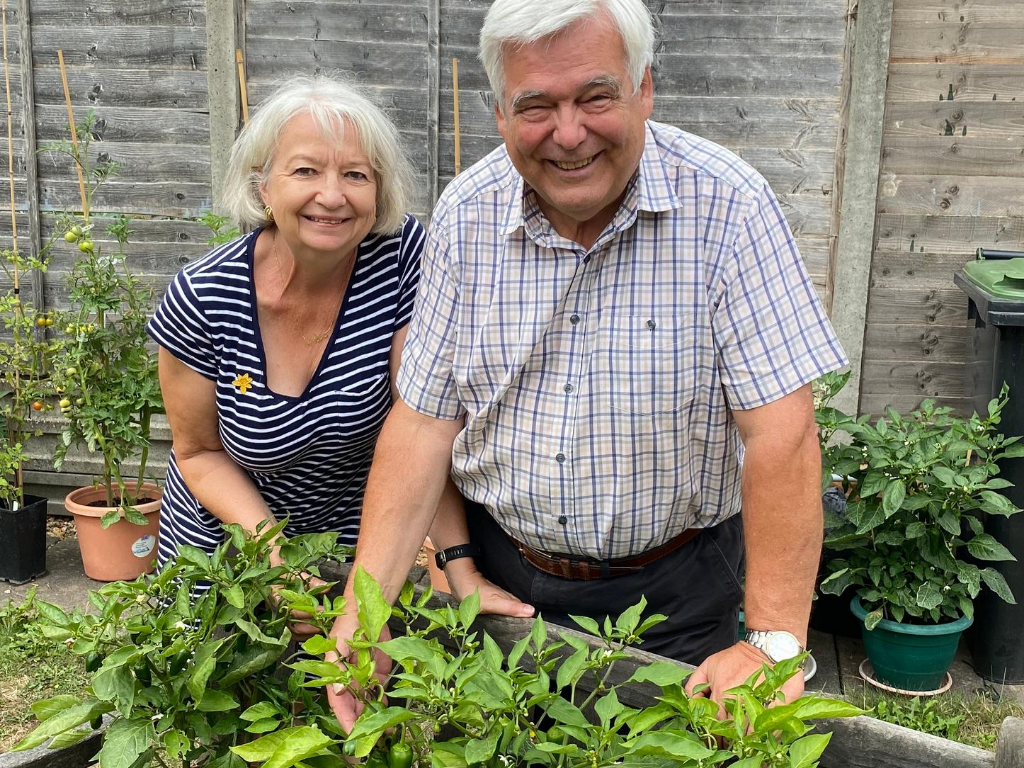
[442,559,535,618]
[269,551,328,639]
[326,614,392,733]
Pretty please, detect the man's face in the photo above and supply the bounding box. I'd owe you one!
[495,14,653,239]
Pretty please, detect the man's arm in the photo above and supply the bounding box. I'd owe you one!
[685,382,821,709]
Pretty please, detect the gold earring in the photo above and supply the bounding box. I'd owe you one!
[264,205,274,222]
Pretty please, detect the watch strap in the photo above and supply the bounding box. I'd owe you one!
[434,543,482,570]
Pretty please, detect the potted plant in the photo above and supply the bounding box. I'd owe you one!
[0,233,59,583]
[818,385,1024,692]
[15,525,863,768]
[43,116,164,582]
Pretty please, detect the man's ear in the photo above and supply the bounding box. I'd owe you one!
[494,99,507,141]
[638,66,654,119]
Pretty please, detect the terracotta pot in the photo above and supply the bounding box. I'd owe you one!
[65,482,161,582]
[422,536,451,593]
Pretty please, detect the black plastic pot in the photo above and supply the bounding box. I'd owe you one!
[0,494,48,584]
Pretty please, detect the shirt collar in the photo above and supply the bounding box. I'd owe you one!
[499,122,683,240]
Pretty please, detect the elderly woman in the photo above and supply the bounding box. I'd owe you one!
[147,75,435,569]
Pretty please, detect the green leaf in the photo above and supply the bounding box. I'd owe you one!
[245,718,282,734]
[793,699,864,719]
[97,717,155,768]
[47,730,91,750]
[555,648,588,691]
[235,618,288,646]
[570,615,600,636]
[224,584,245,609]
[967,534,1016,562]
[458,589,481,629]
[931,466,958,486]
[882,479,906,517]
[197,689,238,712]
[353,566,390,643]
[855,504,886,534]
[220,645,283,686]
[594,689,625,727]
[301,634,337,656]
[346,708,418,755]
[864,609,883,631]
[936,511,962,537]
[542,697,589,727]
[162,729,190,760]
[789,733,832,768]
[241,702,281,722]
[30,695,81,722]
[904,521,926,538]
[625,661,690,687]
[981,568,1017,604]
[377,636,442,666]
[14,700,112,752]
[464,728,500,765]
[916,582,943,611]
[232,726,334,768]
[615,596,646,635]
[625,731,714,760]
[92,665,135,712]
[188,637,226,701]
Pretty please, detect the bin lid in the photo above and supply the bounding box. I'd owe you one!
[961,258,1024,301]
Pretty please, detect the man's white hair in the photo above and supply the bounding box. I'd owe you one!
[479,0,655,109]
[222,74,413,234]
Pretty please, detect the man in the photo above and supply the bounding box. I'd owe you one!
[329,0,847,729]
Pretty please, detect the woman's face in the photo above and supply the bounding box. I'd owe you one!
[260,112,377,260]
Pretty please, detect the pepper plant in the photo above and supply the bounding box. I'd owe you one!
[818,384,1024,629]
[41,114,163,521]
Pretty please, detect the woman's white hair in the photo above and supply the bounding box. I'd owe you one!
[222,74,413,234]
[479,0,655,109]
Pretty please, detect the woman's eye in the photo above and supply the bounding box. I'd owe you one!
[295,167,316,176]
[346,171,368,181]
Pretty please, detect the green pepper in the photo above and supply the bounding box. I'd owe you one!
[84,652,103,673]
[388,741,413,768]
[342,740,357,757]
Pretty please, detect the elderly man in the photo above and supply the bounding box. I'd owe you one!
[329,0,847,727]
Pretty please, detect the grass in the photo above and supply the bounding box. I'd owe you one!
[0,589,90,752]
[856,686,1024,750]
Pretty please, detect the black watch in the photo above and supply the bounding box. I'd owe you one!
[434,543,481,570]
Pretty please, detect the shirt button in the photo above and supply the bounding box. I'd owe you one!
[564,383,573,393]
[647,319,657,330]
[557,515,568,525]
[555,452,566,463]
[570,314,580,325]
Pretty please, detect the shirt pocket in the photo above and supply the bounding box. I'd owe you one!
[592,314,693,415]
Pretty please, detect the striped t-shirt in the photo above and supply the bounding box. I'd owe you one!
[147,215,424,564]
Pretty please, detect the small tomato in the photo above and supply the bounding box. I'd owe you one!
[59,398,71,408]
[32,401,43,411]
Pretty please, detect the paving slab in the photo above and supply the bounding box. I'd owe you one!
[2,535,96,613]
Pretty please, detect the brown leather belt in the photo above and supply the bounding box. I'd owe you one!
[510,527,702,581]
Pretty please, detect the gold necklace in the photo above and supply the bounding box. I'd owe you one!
[271,233,348,347]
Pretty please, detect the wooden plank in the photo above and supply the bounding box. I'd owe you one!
[866,285,967,325]
[863,322,968,361]
[33,68,209,109]
[884,101,1024,137]
[39,180,212,218]
[27,0,205,26]
[30,27,206,70]
[246,3,426,42]
[881,136,1024,178]
[817,715,995,768]
[443,0,849,19]
[893,0,1024,26]
[860,392,966,415]
[871,248,982,286]
[244,38,427,88]
[887,62,1024,102]
[39,214,217,244]
[890,22,1024,62]
[17,0,44,316]
[827,0,893,415]
[36,141,211,185]
[33,104,211,144]
[860,360,965,397]
[877,175,1024,217]
[875,213,1024,253]
[206,0,241,212]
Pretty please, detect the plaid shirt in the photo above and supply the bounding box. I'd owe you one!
[398,121,848,560]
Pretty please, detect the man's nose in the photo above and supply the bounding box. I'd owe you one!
[552,105,586,151]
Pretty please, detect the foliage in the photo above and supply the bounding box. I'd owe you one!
[14,521,352,768]
[0,590,90,751]
[0,211,61,508]
[282,570,862,768]
[197,211,241,247]
[818,381,1024,629]
[41,113,163,518]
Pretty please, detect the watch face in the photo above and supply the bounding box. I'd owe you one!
[766,633,801,661]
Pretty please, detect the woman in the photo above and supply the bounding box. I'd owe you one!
[147,75,427,570]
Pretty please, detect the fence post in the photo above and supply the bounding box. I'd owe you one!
[826,0,894,417]
[16,0,43,312]
[425,0,440,210]
[995,716,1024,768]
[205,0,244,212]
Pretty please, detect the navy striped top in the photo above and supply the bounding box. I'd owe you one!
[146,215,424,564]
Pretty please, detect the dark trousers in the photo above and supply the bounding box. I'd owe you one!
[466,503,745,666]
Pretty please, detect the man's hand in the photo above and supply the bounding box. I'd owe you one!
[684,642,804,719]
[326,615,393,733]
[443,560,534,618]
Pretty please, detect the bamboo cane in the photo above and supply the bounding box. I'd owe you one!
[236,49,250,125]
[452,57,461,176]
[56,49,88,221]
[1,0,23,501]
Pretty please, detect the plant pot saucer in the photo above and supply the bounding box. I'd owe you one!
[803,653,817,683]
[858,659,952,697]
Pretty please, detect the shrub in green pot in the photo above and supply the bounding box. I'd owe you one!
[818,385,1024,691]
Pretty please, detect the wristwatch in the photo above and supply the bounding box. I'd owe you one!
[743,629,804,664]
[434,543,481,570]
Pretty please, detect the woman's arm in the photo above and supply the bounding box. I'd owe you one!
[158,347,282,561]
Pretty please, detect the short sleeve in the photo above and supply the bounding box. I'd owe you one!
[146,267,219,381]
[396,210,463,420]
[712,184,848,410]
[394,214,426,330]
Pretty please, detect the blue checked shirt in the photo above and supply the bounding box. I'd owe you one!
[397,121,848,560]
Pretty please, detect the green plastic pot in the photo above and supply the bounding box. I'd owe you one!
[737,610,745,642]
[851,597,973,692]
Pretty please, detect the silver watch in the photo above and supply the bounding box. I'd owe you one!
[743,629,804,664]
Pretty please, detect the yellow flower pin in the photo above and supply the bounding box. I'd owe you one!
[232,373,255,394]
